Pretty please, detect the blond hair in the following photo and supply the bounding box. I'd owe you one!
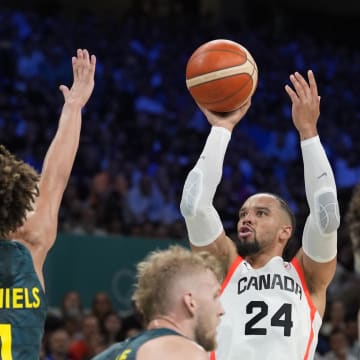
[132,245,223,323]
[0,145,39,238]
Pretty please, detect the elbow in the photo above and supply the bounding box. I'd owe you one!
[180,195,210,219]
[180,168,203,218]
[313,189,340,235]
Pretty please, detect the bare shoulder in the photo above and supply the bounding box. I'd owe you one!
[137,335,208,360]
[12,205,57,287]
[16,206,56,251]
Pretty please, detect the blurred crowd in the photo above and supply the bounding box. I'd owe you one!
[1,2,360,358]
[43,290,144,360]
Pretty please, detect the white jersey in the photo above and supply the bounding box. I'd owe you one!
[211,256,322,360]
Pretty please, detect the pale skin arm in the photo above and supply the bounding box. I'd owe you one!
[285,70,336,317]
[190,102,252,269]
[15,49,96,289]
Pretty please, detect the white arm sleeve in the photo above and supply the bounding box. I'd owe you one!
[180,126,230,246]
[301,136,340,262]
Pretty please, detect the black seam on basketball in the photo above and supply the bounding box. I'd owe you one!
[201,75,254,106]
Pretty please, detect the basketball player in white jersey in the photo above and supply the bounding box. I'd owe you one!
[180,70,340,360]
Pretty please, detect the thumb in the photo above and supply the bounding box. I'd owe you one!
[59,85,69,99]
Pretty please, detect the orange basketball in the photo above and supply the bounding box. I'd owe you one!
[185,39,258,112]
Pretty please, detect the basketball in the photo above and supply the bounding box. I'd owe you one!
[185,39,258,112]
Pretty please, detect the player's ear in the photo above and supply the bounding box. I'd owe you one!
[279,225,292,245]
[183,292,197,316]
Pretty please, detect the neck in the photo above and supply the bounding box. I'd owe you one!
[148,315,183,334]
[244,251,281,268]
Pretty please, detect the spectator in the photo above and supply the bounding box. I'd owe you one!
[91,292,114,326]
[322,328,357,360]
[45,328,72,360]
[101,311,124,346]
[69,314,101,360]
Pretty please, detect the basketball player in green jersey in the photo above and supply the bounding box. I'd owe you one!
[92,246,225,360]
[0,48,96,360]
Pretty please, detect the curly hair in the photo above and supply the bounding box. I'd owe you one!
[132,245,223,324]
[0,145,39,238]
[345,183,360,251]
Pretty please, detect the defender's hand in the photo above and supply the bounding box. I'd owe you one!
[59,49,96,108]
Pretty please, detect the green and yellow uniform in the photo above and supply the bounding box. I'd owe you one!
[92,328,183,360]
[0,240,47,360]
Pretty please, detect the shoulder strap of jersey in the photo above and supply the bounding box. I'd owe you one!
[220,255,243,294]
[115,328,184,359]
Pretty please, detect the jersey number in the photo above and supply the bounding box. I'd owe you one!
[116,349,132,360]
[0,324,13,360]
[245,301,293,336]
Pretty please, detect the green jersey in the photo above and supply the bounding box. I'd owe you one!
[0,240,47,360]
[92,328,183,360]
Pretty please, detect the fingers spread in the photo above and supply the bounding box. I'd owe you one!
[72,56,78,80]
[59,84,69,98]
[90,54,96,75]
[307,70,319,98]
[74,48,95,80]
[284,84,298,104]
[290,73,308,100]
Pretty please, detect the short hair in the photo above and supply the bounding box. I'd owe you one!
[256,192,296,235]
[255,192,298,260]
[0,145,39,238]
[132,245,223,324]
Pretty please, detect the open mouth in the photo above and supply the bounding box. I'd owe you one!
[239,226,253,238]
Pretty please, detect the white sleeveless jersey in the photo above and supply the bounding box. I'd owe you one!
[211,256,322,360]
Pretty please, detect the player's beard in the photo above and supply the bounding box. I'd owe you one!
[234,235,261,257]
[194,314,217,351]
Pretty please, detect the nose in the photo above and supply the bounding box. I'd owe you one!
[238,212,253,227]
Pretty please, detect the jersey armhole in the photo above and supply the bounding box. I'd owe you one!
[291,257,320,360]
[291,257,318,315]
[220,256,243,294]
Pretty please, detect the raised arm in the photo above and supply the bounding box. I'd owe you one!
[285,70,340,317]
[180,102,251,269]
[21,49,96,285]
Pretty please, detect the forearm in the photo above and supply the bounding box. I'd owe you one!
[301,135,340,262]
[180,126,230,246]
[40,102,82,195]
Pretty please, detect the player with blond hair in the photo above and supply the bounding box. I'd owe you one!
[93,245,225,360]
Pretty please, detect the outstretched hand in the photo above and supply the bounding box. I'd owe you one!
[59,49,96,108]
[285,70,320,140]
[197,100,251,132]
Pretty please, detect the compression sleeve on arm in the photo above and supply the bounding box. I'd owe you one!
[180,126,230,246]
[301,135,340,262]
